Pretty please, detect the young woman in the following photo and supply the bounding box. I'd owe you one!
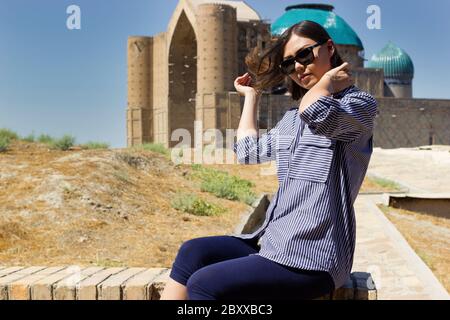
[161,20,378,300]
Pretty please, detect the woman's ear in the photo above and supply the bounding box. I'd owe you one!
[327,39,338,66]
[327,39,335,58]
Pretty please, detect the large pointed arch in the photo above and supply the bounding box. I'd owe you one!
[166,0,199,51]
[167,8,198,148]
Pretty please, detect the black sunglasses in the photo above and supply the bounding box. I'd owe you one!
[279,40,328,75]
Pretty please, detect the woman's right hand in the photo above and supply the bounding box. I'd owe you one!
[234,73,262,97]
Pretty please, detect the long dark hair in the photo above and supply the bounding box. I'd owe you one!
[245,20,344,100]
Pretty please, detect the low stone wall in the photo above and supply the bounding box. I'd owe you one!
[382,193,450,219]
[0,266,170,300]
[0,266,376,300]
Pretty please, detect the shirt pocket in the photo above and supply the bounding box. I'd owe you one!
[275,134,295,151]
[275,135,294,182]
[289,133,334,183]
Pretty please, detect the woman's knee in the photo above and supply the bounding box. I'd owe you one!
[176,235,245,263]
[177,238,199,256]
[169,237,211,286]
[176,237,213,262]
[186,268,220,300]
[172,237,222,275]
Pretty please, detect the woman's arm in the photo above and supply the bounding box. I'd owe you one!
[298,62,377,143]
[299,90,378,143]
[236,91,260,141]
[299,63,377,142]
[299,62,352,113]
[234,73,281,165]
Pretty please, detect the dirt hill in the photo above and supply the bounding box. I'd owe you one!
[0,141,273,268]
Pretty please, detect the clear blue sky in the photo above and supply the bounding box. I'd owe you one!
[1,0,449,148]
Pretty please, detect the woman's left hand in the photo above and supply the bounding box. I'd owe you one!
[322,62,354,93]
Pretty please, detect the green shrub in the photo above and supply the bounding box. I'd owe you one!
[37,134,54,144]
[369,176,403,191]
[112,169,131,184]
[49,134,76,151]
[190,164,257,205]
[22,133,35,142]
[0,136,10,152]
[81,141,110,149]
[0,128,19,141]
[133,143,170,156]
[171,193,224,216]
[94,258,125,268]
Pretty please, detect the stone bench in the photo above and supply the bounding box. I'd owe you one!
[0,266,376,300]
[316,272,377,300]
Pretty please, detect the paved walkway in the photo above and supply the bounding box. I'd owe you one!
[351,146,450,299]
[352,194,449,299]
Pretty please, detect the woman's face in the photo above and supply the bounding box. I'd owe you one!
[282,33,335,90]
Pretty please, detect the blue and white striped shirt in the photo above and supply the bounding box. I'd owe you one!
[231,85,378,290]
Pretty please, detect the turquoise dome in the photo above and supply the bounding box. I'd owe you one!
[271,4,364,49]
[368,41,414,78]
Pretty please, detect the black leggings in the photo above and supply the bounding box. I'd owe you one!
[169,235,335,300]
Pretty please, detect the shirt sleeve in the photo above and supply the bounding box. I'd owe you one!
[299,91,378,142]
[233,110,291,164]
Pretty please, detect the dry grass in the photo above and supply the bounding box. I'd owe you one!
[0,141,399,269]
[377,204,450,293]
[0,141,255,268]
